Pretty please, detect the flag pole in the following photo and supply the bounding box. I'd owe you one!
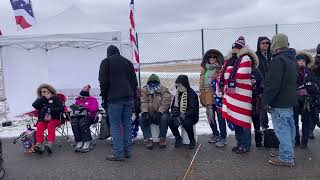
[136,32,141,90]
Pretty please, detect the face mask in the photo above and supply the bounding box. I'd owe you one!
[176,83,187,93]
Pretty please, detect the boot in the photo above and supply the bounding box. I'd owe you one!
[255,130,263,148]
[146,139,153,149]
[80,141,92,153]
[159,138,167,148]
[174,136,183,148]
[188,139,196,149]
[74,142,83,152]
[45,142,53,154]
[34,143,45,154]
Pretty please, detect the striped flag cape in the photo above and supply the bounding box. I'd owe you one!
[221,48,259,129]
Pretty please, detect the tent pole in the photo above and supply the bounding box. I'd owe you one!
[0,46,8,122]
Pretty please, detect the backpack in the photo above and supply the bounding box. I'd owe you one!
[263,129,280,148]
[13,125,36,153]
[0,138,4,179]
[98,112,111,140]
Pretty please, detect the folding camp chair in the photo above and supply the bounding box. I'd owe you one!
[24,93,71,146]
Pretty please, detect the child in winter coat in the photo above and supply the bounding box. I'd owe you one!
[70,85,98,153]
[168,75,199,149]
[199,49,226,146]
[294,52,319,149]
[32,83,64,154]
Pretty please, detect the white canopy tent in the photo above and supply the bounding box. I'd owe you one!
[0,31,135,118]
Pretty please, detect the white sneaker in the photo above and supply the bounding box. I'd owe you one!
[74,142,83,152]
[80,141,92,153]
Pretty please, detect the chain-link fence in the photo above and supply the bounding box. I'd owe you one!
[137,21,320,91]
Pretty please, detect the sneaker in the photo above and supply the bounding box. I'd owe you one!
[34,143,45,154]
[74,142,83,152]
[45,142,53,154]
[232,146,239,152]
[216,139,227,147]
[270,152,295,159]
[235,147,250,154]
[146,139,153,149]
[188,139,196,149]
[105,154,124,161]
[80,141,92,153]
[174,137,183,148]
[159,138,167,148]
[208,135,219,144]
[269,157,294,167]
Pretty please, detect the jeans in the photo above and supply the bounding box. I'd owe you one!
[271,108,295,163]
[207,105,227,139]
[234,125,251,150]
[71,116,95,142]
[294,107,312,145]
[139,112,169,140]
[107,99,134,158]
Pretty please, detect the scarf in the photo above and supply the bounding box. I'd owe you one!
[145,83,161,94]
[297,67,308,96]
[174,84,188,113]
[219,53,242,94]
[204,63,218,89]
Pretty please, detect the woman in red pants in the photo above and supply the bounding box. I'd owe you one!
[32,83,64,154]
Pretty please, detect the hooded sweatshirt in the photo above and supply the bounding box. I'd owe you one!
[99,45,138,103]
[256,37,272,78]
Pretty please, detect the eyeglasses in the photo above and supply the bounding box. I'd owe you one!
[260,42,270,45]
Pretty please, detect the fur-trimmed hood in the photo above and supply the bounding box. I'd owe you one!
[36,83,57,97]
[201,49,224,69]
[227,48,259,69]
[296,51,315,69]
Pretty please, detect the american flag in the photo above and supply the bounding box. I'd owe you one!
[221,55,253,129]
[129,0,140,65]
[10,0,36,29]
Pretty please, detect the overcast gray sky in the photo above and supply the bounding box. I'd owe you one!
[1,0,320,35]
[1,0,320,62]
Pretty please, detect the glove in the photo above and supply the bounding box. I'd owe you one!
[70,104,80,110]
[171,107,180,117]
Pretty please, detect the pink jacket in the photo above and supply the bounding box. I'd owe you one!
[75,96,98,117]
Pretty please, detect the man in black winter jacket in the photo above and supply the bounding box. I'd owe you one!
[99,45,138,161]
[263,34,298,167]
[168,75,199,149]
[256,37,272,130]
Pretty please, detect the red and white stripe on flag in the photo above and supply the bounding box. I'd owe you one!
[10,0,36,29]
[129,0,140,66]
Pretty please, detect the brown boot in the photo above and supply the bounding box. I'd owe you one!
[159,138,167,148]
[146,139,153,149]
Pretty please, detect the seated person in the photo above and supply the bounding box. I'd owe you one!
[139,74,172,149]
[70,85,98,153]
[32,83,64,154]
[168,75,199,149]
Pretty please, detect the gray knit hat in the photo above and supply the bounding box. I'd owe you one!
[271,34,289,54]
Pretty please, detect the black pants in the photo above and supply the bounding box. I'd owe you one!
[252,113,262,146]
[294,107,312,145]
[309,109,319,134]
[71,116,95,142]
[168,116,196,142]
